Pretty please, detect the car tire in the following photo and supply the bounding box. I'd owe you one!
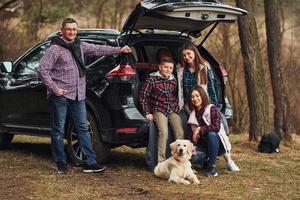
[0,133,14,149]
[66,111,110,166]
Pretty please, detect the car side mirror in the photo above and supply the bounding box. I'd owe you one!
[0,61,13,73]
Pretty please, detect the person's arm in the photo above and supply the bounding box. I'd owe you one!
[81,42,131,57]
[37,46,61,95]
[191,124,201,143]
[201,106,221,133]
[139,78,153,121]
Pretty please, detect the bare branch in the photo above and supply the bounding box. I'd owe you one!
[0,0,19,11]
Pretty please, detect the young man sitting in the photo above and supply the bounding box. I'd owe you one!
[139,56,184,165]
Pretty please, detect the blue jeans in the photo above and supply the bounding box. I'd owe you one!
[49,96,97,165]
[191,131,225,166]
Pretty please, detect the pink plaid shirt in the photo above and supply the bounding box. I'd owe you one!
[38,42,120,101]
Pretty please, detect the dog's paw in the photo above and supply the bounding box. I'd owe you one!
[193,178,200,185]
[182,180,191,185]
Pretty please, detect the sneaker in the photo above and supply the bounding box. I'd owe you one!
[202,161,208,170]
[83,163,106,173]
[226,160,240,172]
[205,164,218,177]
[57,162,68,174]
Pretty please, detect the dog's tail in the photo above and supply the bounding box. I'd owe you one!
[154,162,166,178]
[153,164,160,176]
[154,162,172,179]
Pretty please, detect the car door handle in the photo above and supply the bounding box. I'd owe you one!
[29,80,43,88]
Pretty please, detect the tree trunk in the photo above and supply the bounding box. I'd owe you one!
[95,0,106,28]
[112,0,121,29]
[264,0,290,140]
[23,0,43,41]
[236,0,269,141]
[117,0,125,30]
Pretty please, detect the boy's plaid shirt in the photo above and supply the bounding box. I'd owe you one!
[139,75,180,116]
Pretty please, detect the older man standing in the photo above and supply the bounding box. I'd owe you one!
[37,17,131,174]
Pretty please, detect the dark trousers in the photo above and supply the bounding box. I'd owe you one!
[191,131,225,166]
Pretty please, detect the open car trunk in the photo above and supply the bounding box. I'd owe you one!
[122,0,247,37]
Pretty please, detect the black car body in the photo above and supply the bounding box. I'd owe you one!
[0,0,246,165]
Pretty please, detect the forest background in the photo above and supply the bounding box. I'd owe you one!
[0,1,300,199]
[0,0,299,137]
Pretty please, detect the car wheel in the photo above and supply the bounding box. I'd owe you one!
[66,111,110,165]
[0,133,14,149]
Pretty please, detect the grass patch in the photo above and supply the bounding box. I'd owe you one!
[0,134,299,200]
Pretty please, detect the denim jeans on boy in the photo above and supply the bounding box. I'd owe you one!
[191,131,225,166]
[49,95,97,165]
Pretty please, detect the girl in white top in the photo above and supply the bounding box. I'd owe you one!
[188,86,240,176]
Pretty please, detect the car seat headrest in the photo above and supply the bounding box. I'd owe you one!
[156,48,172,63]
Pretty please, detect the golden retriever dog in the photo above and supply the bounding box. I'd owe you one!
[154,139,200,185]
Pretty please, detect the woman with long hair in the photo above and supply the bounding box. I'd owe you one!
[187,86,239,176]
[177,42,219,113]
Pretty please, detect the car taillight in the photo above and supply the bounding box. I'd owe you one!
[115,128,137,133]
[105,64,135,80]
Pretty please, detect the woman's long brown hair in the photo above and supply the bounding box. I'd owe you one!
[188,85,210,111]
[180,43,207,84]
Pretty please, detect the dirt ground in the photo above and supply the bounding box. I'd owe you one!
[0,134,299,200]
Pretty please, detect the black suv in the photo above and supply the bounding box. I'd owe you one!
[0,0,246,165]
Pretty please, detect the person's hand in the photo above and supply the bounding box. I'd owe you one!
[55,88,67,96]
[192,126,201,143]
[145,114,154,121]
[120,45,132,54]
[192,132,200,143]
[192,146,197,155]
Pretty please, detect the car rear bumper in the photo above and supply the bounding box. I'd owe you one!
[101,121,149,148]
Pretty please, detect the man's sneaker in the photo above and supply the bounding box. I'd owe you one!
[83,163,106,173]
[57,162,68,174]
[205,164,218,177]
[226,160,240,172]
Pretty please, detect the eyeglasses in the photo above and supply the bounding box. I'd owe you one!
[63,28,77,32]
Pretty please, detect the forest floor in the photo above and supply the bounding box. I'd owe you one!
[0,134,299,200]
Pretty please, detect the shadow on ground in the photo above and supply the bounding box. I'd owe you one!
[8,140,52,161]
[108,147,147,169]
[7,136,148,169]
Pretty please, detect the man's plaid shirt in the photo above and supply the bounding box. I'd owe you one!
[139,72,180,116]
[37,41,120,101]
